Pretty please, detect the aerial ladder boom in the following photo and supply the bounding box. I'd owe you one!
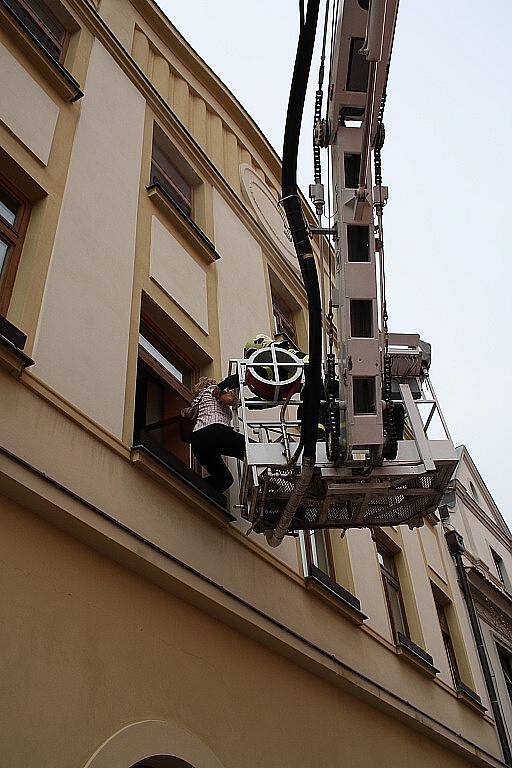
[231,0,457,544]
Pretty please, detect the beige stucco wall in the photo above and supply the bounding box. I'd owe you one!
[0,494,496,768]
[0,40,59,165]
[150,215,209,333]
[33,39,145,438]
[213,189,271,363]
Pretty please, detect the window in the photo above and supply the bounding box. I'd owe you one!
[491,548,510,590]
[350,299,373,338]
[376,539,409,641]
[0,177,30,315]
[134,319,197,470]
[304,530,335,579]
[272,289,297,346]
[151,125,193,218]
[4,0,69,61]
[347,224,370,262]
[346,37,370,92]
[433,590,460,686]
[344,154,361,189]
[353,377,376,415]
[497,644,512,706]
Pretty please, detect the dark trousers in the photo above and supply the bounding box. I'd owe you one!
[191,424,245,492]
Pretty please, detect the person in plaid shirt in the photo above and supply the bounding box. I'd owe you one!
[190,377,245,492]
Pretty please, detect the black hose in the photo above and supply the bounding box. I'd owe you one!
[281,0,322,461]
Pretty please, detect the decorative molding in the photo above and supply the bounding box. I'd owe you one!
[472,586,512,639]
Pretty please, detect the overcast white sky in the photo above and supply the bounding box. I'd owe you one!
[158,0,512,524]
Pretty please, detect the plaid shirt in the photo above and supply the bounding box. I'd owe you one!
[193,385,232,432]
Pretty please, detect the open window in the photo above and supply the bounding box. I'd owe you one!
[0,175,30,315]
[269,273,300,347]
[432,584,460,686]
[304,529,335,580]
[134,318,197,470]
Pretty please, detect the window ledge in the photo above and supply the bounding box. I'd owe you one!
[305,564,368,625]
[0,315,33,377]
[0,0,83,102]
[396,632,439,679]
[456,681,487,715]
[147,183,220,264]
[131,442,236,526]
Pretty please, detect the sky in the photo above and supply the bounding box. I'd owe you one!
[158,0,512,524]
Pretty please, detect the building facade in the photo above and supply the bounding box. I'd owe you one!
[0,0,511,765]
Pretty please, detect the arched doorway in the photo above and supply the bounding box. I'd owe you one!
[132,758,196,768]
[83,720,226,768]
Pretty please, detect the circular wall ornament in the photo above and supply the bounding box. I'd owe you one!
[239,164,297,268]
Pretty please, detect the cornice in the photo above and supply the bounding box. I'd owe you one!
[455,480,512,551]
[127,0,284,183]
[469,577,512,641]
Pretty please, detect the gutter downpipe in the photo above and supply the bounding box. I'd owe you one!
[444,528,512,766]
[266,0,322,548]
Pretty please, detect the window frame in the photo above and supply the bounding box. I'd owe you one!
[490,547,510,591]
[0,175,30,316]
[304,529,335,580]
[433,591,460,686]
[271,289,298,347]
[134,317,198,470]
[150,127,194,220]
[497,643,512,706]
[4,0,70,62]
[376,538,409,642]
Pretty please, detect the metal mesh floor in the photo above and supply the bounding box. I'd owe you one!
[246,464,454,534]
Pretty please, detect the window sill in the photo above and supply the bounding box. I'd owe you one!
[305,564,368,625]
[131,442,236,525]
[0,0,83,102]
[147,183,220,264]
[396,632,439,679]
[456,681,487,715]
[0,315,33,377]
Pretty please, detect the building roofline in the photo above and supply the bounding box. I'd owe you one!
[129,0,285,182]
[455,444,511,540]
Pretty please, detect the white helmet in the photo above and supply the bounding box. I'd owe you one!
[243,334,273,358]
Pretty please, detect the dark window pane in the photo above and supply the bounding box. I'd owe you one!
[0,239,9,276]
[435,599,460,684]
[346,37,370,92]
[491,549,508,588]
[387,581,407,637]
[151,131,193,218]
[0,188,19,227]
[497,645,512,704]
[347,225,370,262]
[353,377,376,414]
[28,0,67,45]
[3,0,65,60]
[344,154,361,189]
[350,299,373,337]
[314,531,333,578]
